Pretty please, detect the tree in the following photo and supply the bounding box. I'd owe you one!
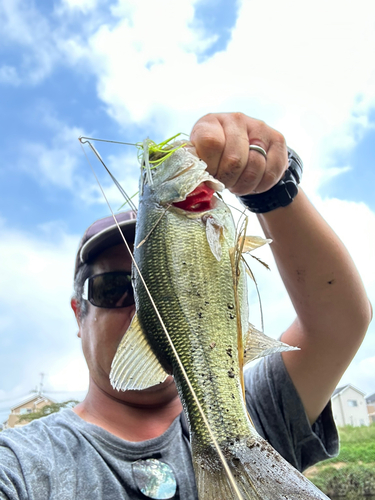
[18,400,79,423]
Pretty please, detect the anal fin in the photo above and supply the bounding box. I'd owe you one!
[110,312,169,391]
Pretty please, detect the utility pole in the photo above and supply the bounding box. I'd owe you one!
[38,373,45,396]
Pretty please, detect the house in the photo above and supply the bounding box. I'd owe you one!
[332,384,370,427]
[366,393,375,423]
[3,394,55,429]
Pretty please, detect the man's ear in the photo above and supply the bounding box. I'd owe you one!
[71,298,82,338]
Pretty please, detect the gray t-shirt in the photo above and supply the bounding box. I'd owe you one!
[0,354,338,500]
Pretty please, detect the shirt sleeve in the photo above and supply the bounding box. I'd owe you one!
[0,445,27,500]
[244,352,339,472]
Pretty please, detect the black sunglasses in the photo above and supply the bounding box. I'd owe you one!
[82,271,134,308]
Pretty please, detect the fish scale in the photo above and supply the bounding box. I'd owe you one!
[134,201,251,446]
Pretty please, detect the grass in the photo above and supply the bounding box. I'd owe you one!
[309,463,375,497]
[325,422,375,464]
[305,423,375,496]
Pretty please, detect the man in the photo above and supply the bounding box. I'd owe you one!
[0,113,372,499]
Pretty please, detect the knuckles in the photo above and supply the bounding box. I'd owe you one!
[272,131,286,147]
[197,133,225,153]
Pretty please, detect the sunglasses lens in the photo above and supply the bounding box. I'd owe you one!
[90,272,134,308]
[132,459,177,499]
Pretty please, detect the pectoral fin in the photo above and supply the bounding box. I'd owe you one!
[110,312,169,391]
[244,323,300,363]
[239,235,272,253]
[204,215,224,261]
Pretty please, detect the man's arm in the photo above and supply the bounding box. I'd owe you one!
[191,112,372,425]
[258,189,372,424]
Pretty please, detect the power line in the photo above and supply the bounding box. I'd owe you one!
[43,390,87,394]
[0,389,86,404]
[0,393,33,404]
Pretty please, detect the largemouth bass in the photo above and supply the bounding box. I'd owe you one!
[110,142,329,499]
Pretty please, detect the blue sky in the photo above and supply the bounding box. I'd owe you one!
[0,0,374,424]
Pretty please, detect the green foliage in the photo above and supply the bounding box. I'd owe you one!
[307,424,375,496]
[18,400,79,423]
[333,442,375,463]
[309,463,375,497]
[326,423,375,464]
[336,422,375,444]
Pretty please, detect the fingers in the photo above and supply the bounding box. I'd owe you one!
[215,114,250,190]
[190,113,288,197]
[190,114,226,178]
[233,125,288,195]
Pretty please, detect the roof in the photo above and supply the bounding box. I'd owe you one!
[366,393,375,404]
[10,393,55,411]
[332,384,367,398]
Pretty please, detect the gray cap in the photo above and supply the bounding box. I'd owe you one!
[74,211,137,277]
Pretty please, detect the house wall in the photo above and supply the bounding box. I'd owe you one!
[368,404,375,424]
[332,387,369,427]
[6,398,53,428]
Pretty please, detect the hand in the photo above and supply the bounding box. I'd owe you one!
[190,112,288,196]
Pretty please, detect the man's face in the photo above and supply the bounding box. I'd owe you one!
[73,243,177,405]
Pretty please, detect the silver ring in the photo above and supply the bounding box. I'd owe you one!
[249,144,267,160]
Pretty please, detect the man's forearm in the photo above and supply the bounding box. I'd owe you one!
[258,188,371,336]
[257,188,372,423]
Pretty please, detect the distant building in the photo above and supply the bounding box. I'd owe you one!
[3,394,55,429]
[366,393,375,423]
[332,384,370,427]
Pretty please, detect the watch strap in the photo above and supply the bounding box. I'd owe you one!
[238,147,303,214]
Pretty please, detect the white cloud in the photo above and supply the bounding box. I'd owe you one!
[339,352,375,396]
[46,352,89,392]
[60,0,98,13]
[0,218,88,398]
[23,127,83,190]
[0,65,21,86]
[17,113,140,212]
[77,146,140,207]
[312,197,375,288]
[0,0,102,86]
[0,0,59,84]
[2,0,375,406]
[56,0,373,185]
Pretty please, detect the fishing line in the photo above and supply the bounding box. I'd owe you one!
[80,141,245,500]
[241,258,264,334]
[136,204,172,248]
[79,136,138,146]
[235,210,266,335]
[79,138,138,213]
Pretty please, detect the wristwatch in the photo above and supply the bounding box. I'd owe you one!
[238,147,303,214]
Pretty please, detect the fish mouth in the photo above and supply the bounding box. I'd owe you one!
[172,183,217,212]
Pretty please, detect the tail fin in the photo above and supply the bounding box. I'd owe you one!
[192,435,329,500]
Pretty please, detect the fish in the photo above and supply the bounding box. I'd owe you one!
[110,140,329,500]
